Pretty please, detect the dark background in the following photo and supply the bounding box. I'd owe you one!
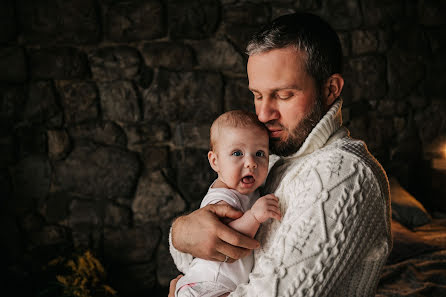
[1,0,445,296]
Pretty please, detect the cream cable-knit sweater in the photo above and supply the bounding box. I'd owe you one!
[170,99,392,297]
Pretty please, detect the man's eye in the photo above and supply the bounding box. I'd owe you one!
[256,151,265,157]
[232,151,243,156]
[277,92,293,100]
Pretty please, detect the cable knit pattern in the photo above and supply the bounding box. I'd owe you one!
[170,99,392,297]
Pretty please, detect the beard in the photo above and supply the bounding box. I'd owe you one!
[269,96,325,157]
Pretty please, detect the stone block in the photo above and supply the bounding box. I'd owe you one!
[415,101,446,145]
[56,81,99,125]
[343,56,387,102]
[123,122,170,152]
[169,0,220,39]
[24,81,63,127]
[351,30,378,55]
[69,199,101,227]
[143,70,223,124]
[141,146,169,170]
[224,78,255,112]
[0,136,14,168]
[68,121,126,147]
[337,32,350,57]
[106,0,165,42]
[0,0,16,42]
[27,225,69,249]
[10,155,51,213]
[29,47,89,80]
[323,0,362,30]
[271,7,297,20]
[89,47,141,82]
[142,42,196,70]
[39,192,74,224]
[223,2,270,26]
[190,40,245,73]
[360,0,403,27]
[0,47,27,82]
[174,123,210,149]
[54,142,140,199]
[98,81,141,123]
[16,0,100,44]
[418,0,446,26]
[104,224,160,264]
[171,148,216,207]
[294,0,322,10]
[14,125,47,159]
[109,262,157,296]
[425,53,446,97]
[104,202,131,227]
[0,84,27,133]
[224,24,260,52]
[132,170,186,225]
[47,129,71,160]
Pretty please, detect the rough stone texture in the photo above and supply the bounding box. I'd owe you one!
[141,146,169,171]
[351,30,379,55]
[56,81,99,125]
[89,47,141,82]
[190,40,245,73]
[14,125,47,159]
[54,143,140,199]
[29,47,89,80]
[10,155,51,213]
[294,0,322,10]
[174,123,210,149]
[324,0,362,30]
[98,81,141,123]
[16,0,100,44]
[168,0,220,40]
[24,81,63,127]
[415,100,446,146]
[104,224,160,264]
[142,42,196,70]
[68,121,127,147]
[0,0,16,42]
[418,0,446,26]
[143,70,223,124]
[123,122,170,152]
[360,0,403,27]
[132,170,186,225]
[0,47,27,82]
[47,129,71,160]
[0,136,15,168]
[105,202,131,227]
[224,78,255,111]
[39,192,74,224]
[0,84,27,134]
[106,0,165,42]
[343,55,387,102]
[171,148,216,207]
[425,53,445,98]
[223,3,271,50]
[69,199,101,227]
[27,225,70,249]
[337,32,350,57]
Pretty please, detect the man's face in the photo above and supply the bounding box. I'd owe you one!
[247,47,324,156]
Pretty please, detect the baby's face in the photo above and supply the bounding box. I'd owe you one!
[212,126,269,195]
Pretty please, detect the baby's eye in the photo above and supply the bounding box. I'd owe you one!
[232,151,243,157]
[256,151,265,157]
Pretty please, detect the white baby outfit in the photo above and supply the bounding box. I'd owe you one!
[175,185,259,297]
[170,99,392,297]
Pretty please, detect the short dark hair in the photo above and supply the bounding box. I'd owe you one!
[246,12,343,90]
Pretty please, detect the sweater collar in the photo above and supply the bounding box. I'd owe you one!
[280,98,345,160]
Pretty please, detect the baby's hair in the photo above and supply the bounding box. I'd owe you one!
[210,110,269,151]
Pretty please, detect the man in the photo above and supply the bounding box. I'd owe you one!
[169,12,392,297]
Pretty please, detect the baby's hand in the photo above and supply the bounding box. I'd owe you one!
[250,194,281,223]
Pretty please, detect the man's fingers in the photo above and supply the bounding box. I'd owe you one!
[209,204,244,220]
[168,274,183,297]
[216,240,251,261]
[216,223,259,250]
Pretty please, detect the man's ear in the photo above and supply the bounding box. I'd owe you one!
[323,74,344,107]
[208,151,219,172]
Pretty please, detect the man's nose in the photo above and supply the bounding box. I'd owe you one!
[256,98,279,123]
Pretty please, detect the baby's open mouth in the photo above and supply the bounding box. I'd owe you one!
[242,175,255,184]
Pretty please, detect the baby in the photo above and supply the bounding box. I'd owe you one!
[174,110,281,297]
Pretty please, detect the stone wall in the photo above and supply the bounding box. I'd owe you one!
[1,0,445,296]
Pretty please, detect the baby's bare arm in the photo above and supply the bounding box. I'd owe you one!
[219,194,281,238]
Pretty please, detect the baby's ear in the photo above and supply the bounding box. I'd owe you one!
[208,151,219,172]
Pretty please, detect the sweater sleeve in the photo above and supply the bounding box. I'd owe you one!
[229,154,391,297]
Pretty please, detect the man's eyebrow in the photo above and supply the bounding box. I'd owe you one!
[249,85,302,92]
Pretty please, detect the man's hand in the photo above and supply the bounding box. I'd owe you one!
[171,204,260,262]
[168,275,182,297]
[250,194,281,223]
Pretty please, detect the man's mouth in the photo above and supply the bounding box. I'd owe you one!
[241,175,255,184]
